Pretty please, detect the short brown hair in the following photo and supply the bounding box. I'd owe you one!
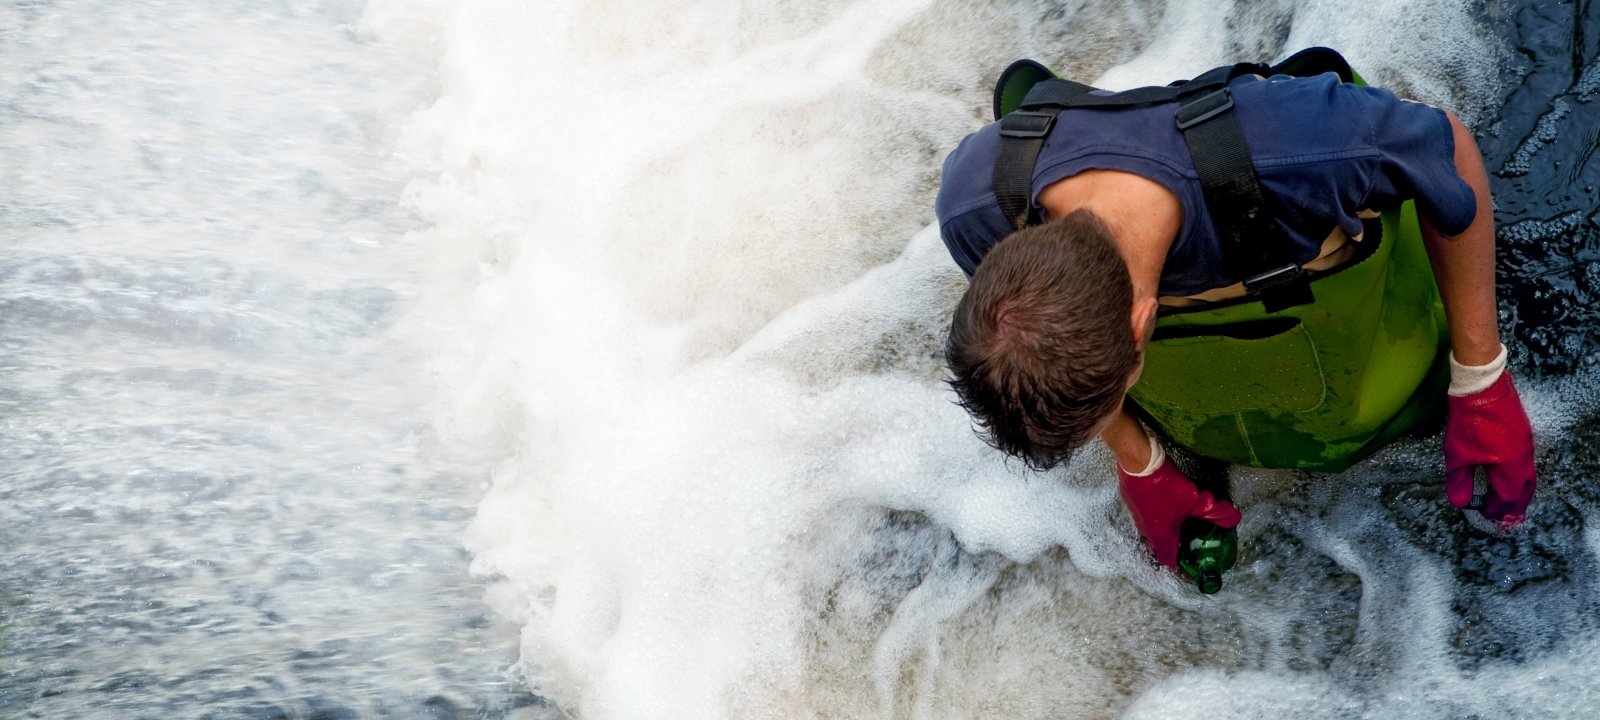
[946,209,1139,470]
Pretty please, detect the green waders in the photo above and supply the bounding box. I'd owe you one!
[1130,204,1450,471]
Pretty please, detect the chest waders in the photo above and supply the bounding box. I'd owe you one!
[991,47,1449,472]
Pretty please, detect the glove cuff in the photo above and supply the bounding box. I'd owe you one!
[1448,344,1508,397]
[1118,423,1166,477]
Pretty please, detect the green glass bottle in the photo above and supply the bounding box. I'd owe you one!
[1177,519,1238,594]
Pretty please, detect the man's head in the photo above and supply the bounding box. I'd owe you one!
[946,209,1156,470]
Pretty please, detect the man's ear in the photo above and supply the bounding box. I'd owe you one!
[1130,296,1159,351]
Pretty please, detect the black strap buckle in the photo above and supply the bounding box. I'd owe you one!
[1175,88,1235,130]
[999,111,1057,139]
[1243,263,1303,294]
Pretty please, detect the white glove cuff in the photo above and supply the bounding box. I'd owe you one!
[1448,344,1508,397]
[1122,423,1167,477]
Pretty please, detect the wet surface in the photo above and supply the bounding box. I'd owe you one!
[1419,0,1600,675]
[1484,0,1600,375]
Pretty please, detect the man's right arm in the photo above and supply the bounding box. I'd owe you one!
[1102,405,1153,471]
[1103,406,1241,568]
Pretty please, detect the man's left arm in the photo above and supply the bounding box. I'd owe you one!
[1420,111,1501,365]
[1418,111,1538,528]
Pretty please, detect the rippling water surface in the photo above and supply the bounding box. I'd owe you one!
[3,1,1599,719]
[0,2,532,717]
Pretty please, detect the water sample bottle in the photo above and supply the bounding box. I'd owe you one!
[1177,518,1238,594]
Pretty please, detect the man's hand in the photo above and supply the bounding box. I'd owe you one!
[1117,458,1241,568]
[1444,354,1536,529]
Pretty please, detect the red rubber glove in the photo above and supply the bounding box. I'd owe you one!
[1444,371,1537,528]
[1117,458,1241,568]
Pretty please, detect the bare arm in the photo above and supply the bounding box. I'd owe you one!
[1102,405,1152,471]
[1421,111,1503,366]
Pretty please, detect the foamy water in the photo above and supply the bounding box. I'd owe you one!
[5,1,1598,718]
[384,0,1600,718]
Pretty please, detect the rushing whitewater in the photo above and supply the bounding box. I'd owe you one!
[378,0,1600,718]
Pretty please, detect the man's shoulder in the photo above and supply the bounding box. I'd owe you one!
[936,123,1003,217]
[934,100,1193,275]
[1229,72,1382,162]
[935,123,1010,276]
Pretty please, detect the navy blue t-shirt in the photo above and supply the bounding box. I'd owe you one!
[934,72,1477,296]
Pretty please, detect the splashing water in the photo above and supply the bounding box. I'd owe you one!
[389,0,1600,718]
[5,0,1600,718]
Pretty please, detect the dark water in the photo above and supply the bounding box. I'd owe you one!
[1477,0,1600,643]
[1487,0,1600,378]
[1462,0,1600,685]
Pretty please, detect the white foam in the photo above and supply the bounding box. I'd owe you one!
[379,0,1593,717]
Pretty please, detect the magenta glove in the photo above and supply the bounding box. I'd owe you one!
[1444,371,1537,528]
[1118,458,1242,568]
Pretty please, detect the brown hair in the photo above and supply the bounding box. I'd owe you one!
[946,209,1139,470]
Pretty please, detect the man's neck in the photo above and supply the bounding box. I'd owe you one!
[1037,170,1181,303]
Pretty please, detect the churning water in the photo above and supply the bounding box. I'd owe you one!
[3,0,1599,718]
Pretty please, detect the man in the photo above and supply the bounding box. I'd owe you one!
[935,60,1537,570]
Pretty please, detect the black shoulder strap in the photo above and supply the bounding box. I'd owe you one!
[989,48,1353,311]
[991,62,1259,233]
[993,108,1068,230]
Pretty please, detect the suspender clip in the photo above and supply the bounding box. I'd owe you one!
[1243,263,1304,294]
[1175,88,1235,130]
[999,111,1057,139]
